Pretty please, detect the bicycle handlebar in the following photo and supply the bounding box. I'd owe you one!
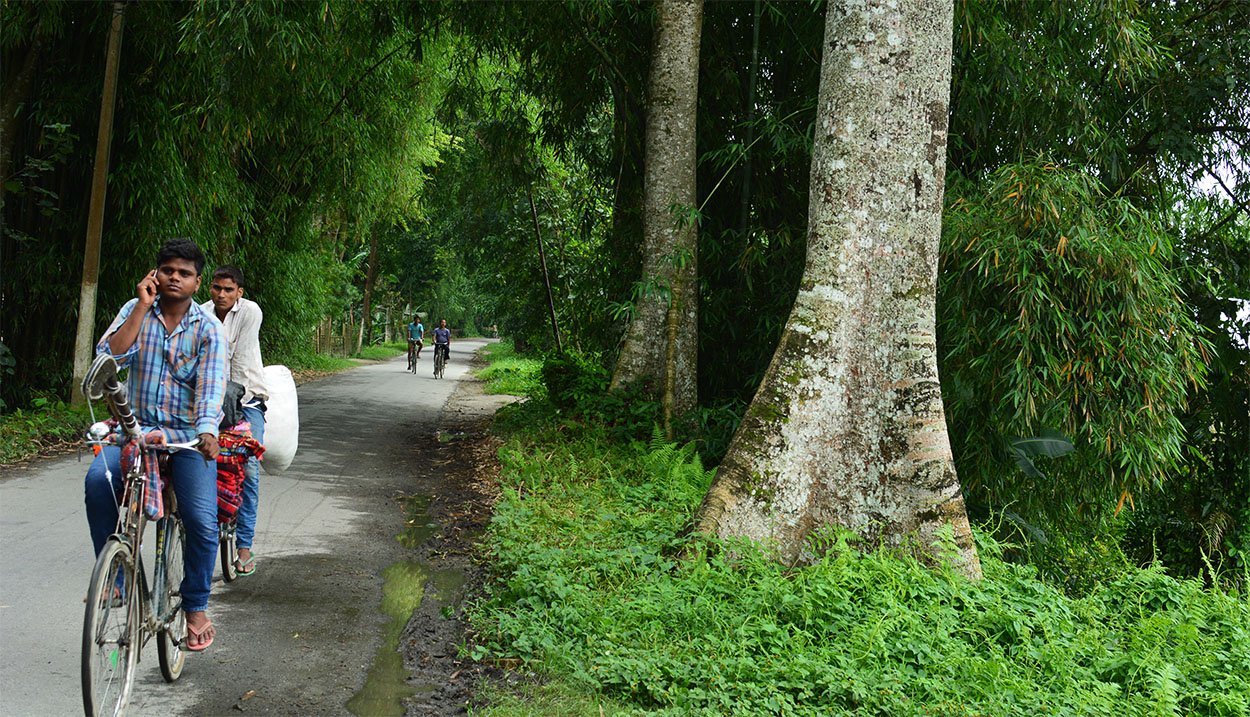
[85,421,202,452]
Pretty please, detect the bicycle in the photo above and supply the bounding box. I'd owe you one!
[217,424,262,582]
[220,516,240,582]
[409,339,423,375]
[80,354,195,716]
[433,344,447,379]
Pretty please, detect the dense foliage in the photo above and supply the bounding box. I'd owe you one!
[470,368,1250,716]
[2,0,444,406]
[2,0,1246,588]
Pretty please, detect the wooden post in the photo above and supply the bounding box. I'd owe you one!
[70,1,126,405]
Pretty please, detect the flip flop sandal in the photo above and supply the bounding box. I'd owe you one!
[235,555,257,576]
[185,620,215,652]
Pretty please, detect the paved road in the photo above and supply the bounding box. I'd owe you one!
[0,339,491,716]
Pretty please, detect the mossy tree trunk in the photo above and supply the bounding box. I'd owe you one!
[696,0,981,579]
[610,0,703,431]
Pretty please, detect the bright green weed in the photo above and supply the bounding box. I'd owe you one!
[357,341,408,361]
[478,342,545,398]
[470,403,1250,716]
[0,399,92,465]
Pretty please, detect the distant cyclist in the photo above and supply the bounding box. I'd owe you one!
[432,319,451,373]
[407,315,424,368]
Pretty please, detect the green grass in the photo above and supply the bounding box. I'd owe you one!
[477,341,544,398]
[473,681,631,716]
[0,399,92,465]
[469,398,1250,717]
[357,341,409,361]
[279,349,358,373]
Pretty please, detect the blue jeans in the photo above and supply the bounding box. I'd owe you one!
[85,445,218,613]
[237,405,266,550]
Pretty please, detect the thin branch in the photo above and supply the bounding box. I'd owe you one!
[321,40,411,128]
[563,4,636,109]
[1194,206,1243,244]
[1201,160,1250,217]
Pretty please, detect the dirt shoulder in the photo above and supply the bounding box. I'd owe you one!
[399,352,516,716]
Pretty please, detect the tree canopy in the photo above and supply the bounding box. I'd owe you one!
[2,0,1246,584]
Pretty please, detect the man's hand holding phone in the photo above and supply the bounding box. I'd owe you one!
[137,269,158,307]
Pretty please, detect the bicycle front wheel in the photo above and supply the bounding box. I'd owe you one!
[82,540,139,717]
[156,516,188,682]
[219,520,239,583]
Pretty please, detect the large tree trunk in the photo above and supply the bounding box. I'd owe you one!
[610,0,703,428]
[696,0,981,578]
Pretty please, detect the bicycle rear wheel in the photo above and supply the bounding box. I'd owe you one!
[156,516,188,682]
[82,540,138,717]
[220,520,239,583]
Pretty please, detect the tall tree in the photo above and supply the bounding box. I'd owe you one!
[611,0,703,432]
[697,0,980,577]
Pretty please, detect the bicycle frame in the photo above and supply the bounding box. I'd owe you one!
[81,356,189,657]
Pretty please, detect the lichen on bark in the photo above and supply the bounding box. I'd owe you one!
[610,0,703,428]
[695,0,981,579]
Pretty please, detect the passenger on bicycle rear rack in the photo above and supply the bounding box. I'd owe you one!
[83,238,226,654]
[204,265,268,577]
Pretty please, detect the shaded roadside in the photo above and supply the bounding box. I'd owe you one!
[393,351,519,716]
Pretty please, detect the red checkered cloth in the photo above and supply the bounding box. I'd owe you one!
[119,431,168,520]
[217,426,264,523]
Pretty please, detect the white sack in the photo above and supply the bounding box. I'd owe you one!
[261,365,299,474]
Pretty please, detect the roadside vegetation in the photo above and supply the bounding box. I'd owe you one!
[0,399,92,465]
[469,352,1250,716]
[478,342,545,398]
[356,341,410,362]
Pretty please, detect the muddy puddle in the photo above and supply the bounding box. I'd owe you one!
[346,493,466,716]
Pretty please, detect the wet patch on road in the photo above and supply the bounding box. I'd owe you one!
[346,560,427,716]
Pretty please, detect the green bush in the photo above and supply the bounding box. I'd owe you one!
[479,342,546,397]
[0,398,92,465]
[356,342,408,361]
[471,402,1250,716]
[541,351,610,409]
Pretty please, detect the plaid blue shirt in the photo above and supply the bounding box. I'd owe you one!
[97,298,227,442]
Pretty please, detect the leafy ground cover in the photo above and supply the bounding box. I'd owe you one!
[478,342,545,398]
[469,356,1250,716]
[356,341,409,361]
[0,398,92,465]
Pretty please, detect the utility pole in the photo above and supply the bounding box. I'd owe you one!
[71,1,127,405]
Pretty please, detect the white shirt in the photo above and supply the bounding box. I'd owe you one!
[201,296,268,402]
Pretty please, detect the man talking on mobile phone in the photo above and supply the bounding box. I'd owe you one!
[83,238,226,652]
